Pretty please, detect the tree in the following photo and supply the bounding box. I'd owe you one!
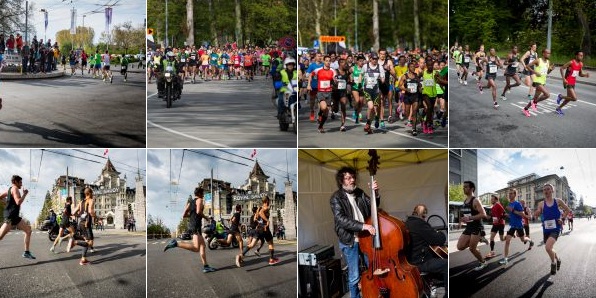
[112,22,145,54]
[449,184,464,202]
[56,28,95,54]
[36,191,53,226]
[147,214,171,239]
[0,1,36,39]
[186,0,194,47]
[177,217,190,235]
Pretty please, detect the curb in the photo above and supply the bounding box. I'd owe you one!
[0,71,65,80]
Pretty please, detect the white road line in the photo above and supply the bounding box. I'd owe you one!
[147,120,227,147]
[147,92,158,99]
[340,118,447,148]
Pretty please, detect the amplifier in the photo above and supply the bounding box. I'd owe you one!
[298,244,335,266]
[299,258,343,298]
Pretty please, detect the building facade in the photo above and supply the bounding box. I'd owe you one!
[449,149,478,185]
[494,173,574,211]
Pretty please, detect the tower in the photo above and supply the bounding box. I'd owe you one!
[133,170,146,231]
[283,179,296,240]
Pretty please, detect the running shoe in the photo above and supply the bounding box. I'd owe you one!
[500,95,507,101]
[499,258,508,266]
[422,122,427,134]
[23,251,36,259]
[527,94,532,100]
[235,255,242,268]
[89,247,96,253]
[318,126,325,133]
[268,258,281,266]
[474,261,487,271]
[428,125,434,134]
[485,251,496,258]
[380,121,386,129]
[555,108,564,116]
[463,81,468,85]
[254,250,261,257]
[202,265,217,273]
[406,121,412,127]
[374,117,379,129]
[556,258,561,270]
[477,82,483,94]
[352,111,357,121]
[359,113,363,120]
[411,129,418,136]
[522,109,531,117]
[399,113,404,120]
[340,125,346,132]
[309,111,315,122]
[364,123,372,134]
[163,239,178,252]
[79,259,91,266]
[494,102,499,109]
[458,79,462,84]
[531,101,537,111]
[557,94,563,105]
[49,245,55,253]
[330,112,336,120]
[550,263,557,275]
[528,240,534,250]
[480,237,489,245]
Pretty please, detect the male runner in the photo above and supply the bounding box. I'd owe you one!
[0,175,36,259]
[500,46,522,100]
[257,196,280,265]
[480,48,503,109]
[361,52,386,133]
[520,43,538,100]
[499,189,534,266]
[522,49,555,117]
[485,195,506,258]
[556,51,590,115]
[307,55,335,133]
[456,181,488,270]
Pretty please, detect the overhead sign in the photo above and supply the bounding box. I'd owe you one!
[320,36,346,42]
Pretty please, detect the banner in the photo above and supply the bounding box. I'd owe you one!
[44,11,48,32]
[105,7,113,35]
[70,8,77,34]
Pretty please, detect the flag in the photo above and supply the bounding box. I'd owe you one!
[250,149,257,159]
[103,149,109,157]
[105,7,113,35]
[70,8,77,34]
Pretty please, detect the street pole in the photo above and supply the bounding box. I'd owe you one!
[334,0,337,54]
[547,0,552,50]
[25,1,28,43]
[355,0,358,52]
[83,15,86,50]
[165,0,169,48]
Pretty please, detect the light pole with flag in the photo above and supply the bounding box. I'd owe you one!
[40,9,48,42]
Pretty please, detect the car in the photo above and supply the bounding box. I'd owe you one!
[178,231,191,240]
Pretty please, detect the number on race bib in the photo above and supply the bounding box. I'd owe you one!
[166,66,174,72]
[407,82,417,93]
[424,79,435,87]
[181,58,186,62]
[489,65,497,74]
[493,217,499,224]
[337,80,347,90]
[464,56,470,63]
[354,76,361,84]
[366,76,377,88]
[572,70,579,78]
[544,219,556,229]
[320,80,331,89]
[511,62,519,68]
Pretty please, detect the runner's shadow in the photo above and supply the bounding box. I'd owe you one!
[518,273,553,298]
[0,121,117,147]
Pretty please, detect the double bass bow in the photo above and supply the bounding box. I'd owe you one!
[359,149,423,298]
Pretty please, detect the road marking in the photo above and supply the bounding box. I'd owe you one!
[342,118,447,148]
[147,92,158,99]
[147,120,227,147]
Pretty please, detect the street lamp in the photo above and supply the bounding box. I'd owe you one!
[40,9,48,42]
[82,15,86,49]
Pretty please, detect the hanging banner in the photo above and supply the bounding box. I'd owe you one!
[105,7,113,35]
[44,11,48,32]
[70,8,77,34]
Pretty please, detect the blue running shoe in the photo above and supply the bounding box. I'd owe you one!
[164,239,178,252]
[556,108,564,116]
[380,121,386,129]
[557,94,563,105]
[374,117,379,129]
[23,251,36,259]
[203,265,217,273]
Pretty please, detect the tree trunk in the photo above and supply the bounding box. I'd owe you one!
[389,0,398,47]
[186,0,194,46]
[208,0,218,47]
[373,0,380,51]
[413,0,420,50]
[235,0,243,47]
[575,5,591,55]
[315,0,322,53]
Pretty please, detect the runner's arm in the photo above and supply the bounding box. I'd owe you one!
[182,201,191,218]
[556,198,572,219]
[11,187,27,206]
[560,61,572,81]
[579,63,590,78]
[533,201,544,219]
[526,60,539,75]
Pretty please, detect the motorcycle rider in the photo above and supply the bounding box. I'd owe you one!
[277,57,298,119]
[157,51,182,100]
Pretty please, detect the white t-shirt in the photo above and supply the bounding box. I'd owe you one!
[346,192,364,240]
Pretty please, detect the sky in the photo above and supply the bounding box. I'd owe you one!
[0,149,146,224]
[27,0,145,44]
[147,149,298,231]
[477,149,596,207]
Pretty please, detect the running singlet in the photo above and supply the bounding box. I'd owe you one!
[533,58,549,85]
[201,54,210,66]
[334,72,348,91]
[403,73,419,94]
[486,57,498,75]
[491,202,506,226]
[461,197,482,229]
[453,50,462,64]
[233,55,241,67]
[508,201,524,229]
[102,54,110,66]
[463,52,472,64]
[351,65,363,89]
[380,59,392,85]
[564,60,582,86]
[422,70,437,97]
[312,67,335,92]
[306,62,324,89]
[506,54,519,73]
[362,63,383,91]
[188,198,201,230]
[394,65,407,78]
[524,51,537,69]
[244,55,253,67]
[3,187,19,221]
[210,53,219,66]
[542,199,561,234]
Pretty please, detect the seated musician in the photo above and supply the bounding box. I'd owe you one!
[405,204,447,297]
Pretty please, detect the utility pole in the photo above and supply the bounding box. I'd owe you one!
[165,0,169,48]
[25,1,29,43]
[355,0,358,52]
[547,0,553,50]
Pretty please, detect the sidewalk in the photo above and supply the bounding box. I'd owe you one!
[95,228,146,237]
[0,69,65,80]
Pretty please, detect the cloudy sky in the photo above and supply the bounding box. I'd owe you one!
[0,149,146,223]
[147,149,298,231]
[27,0,145,44]
[477,149,596,206]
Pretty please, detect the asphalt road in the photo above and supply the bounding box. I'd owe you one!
[147,75,297,148]
[0,71,146,147]
[449,61,596,148]
[297,96,448,148]
[449,219,596,297]
[148,237,297,297]
[0,229,146,297]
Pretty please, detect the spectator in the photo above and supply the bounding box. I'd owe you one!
[6,34,15,54]
[0,34,5,53]
[21,42,29,74]
[16,33,23,52]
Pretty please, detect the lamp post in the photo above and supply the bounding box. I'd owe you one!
[82,14,86,50]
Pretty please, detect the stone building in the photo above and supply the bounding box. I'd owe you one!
[494,173,575,211]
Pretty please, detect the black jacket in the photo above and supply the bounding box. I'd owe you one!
[330,187,380,246]
[405,216,446,265]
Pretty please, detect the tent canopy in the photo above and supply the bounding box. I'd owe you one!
[298,149,447,172]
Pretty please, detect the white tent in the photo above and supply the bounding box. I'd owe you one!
[298,149,448,257]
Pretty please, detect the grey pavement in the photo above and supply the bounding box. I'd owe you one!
[449,219,596,297]
[147,75,297,148]
[449,61,596,148]
[297,97,448,148]
[148,237,297,297]
[0,71,146,147]
[0,229,146,297]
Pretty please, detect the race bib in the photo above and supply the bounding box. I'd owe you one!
[489,65,497,74]
[540,68,547,76]
[320,80,331,89]
[166,66,173,72]
[511,62,519,68]
[407,82,417,93]
[493,217,499,224]
[464,213,471,222]
[464,56,470,63]
[354,76,361,84]
[337,79,347,90]
[365,76,377,88]
[423,79,435,87]
[544,219,556,229]
[181,58,186,62]
[301,81,308,88]
[529,58,535,64]
[572,70,579,78]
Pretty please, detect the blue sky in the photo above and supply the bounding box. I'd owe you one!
[147,149,298,231]
[27,0,145,44]
[477,149,596,206]
[0,149,146,224]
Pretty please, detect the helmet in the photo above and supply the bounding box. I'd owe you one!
[167,51,175,58]
[284,57,296,66]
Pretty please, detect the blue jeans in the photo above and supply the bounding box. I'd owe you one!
[339,241,365,298]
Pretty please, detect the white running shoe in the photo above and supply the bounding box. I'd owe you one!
[474,261,487,271]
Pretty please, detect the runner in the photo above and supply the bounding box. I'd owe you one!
[257,196,280,265]
[460,45,472,85]
[102,50,113,84]
[120,55,130,82]
[305,52,324,122]
[522,49,555,117]
[556,51,590,115]
[520,43,538,100]
[480,48,503,109]
[261,51,271,79]
[378,49,397,127]
[567,211,574,231]
[498,189,534,266]
[332,58,350,132]
[474,44,486,89]
[50,196,76,253]
[500,46,522,100]
[241,206,266,258]
[307,55,335,133]
[71,187,97,265]
[215,204,244,267]
[349,54,366,124]
[163,187,217,273]
[361,52,386,133]
[485,195,506,258]
[456,181,488,271]
[453,46,463,83]
[397,61,421,136]
[93,50,102,79]
[393,55,408,120]
[521,199,531,236]
[81,50,88,76]
[421,60,443,134]
[533,183,571,275]
[0,175,36,260]
[69,50,77,76]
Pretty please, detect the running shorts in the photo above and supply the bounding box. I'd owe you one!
[363,89,380,105]
[263,230,274,242]
[4,216,22,226]
[491,224,505,235]
[532,82,544,88]
[543,230,559,243]
[563,82,575,89]
[507,227,525,238]
[317,91,332,102]
[404,93,417,105]
[462,223,483,236]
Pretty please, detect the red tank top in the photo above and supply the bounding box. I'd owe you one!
[314,68,335,92]
[565,60,582,86]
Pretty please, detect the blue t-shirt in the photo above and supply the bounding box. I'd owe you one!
[508,200,524,229]
[306,62,324,89]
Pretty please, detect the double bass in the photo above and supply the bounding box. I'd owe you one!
[359,150,423,298]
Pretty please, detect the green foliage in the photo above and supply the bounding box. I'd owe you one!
[36,191,53,226]
[449,183,464,202]
[177,217,189,234]
[147,214,171,239]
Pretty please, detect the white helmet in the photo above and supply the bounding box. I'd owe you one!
[167,51,175,58]
[284,57,296,66]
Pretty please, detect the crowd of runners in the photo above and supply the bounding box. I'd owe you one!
[299,48,448,135]
[451,42,590,116]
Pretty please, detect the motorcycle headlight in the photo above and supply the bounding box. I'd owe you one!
[165,73,171,78]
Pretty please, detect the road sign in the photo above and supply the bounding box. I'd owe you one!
[313,40,320,49]
[320,36,346,42]
[147,28,154,35]
[278,36,296,49]
[205,193,212,203]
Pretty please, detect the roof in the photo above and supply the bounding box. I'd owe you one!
[102,158,120,175]
[250,161,269,179]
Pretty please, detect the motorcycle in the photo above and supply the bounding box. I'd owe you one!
[48,219,82,242]
[274,81,298,133]
[163,65,180,108]
[204,225,240,250]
